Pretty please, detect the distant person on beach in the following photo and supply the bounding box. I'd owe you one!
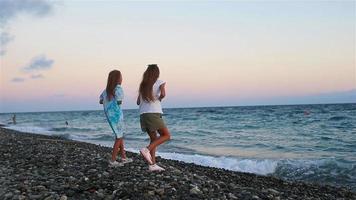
[12,114,16,125]
[137,64,171,172]
[65,121,69,126]
[100,70,132,167]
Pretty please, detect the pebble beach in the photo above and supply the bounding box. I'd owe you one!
[0,127,355,200]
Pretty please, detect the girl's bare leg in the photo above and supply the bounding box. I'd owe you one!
[111,138,122,161]
[119,139,127,160]
[148,131,158,164]
[147,127,171,155]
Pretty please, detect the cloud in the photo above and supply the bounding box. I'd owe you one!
[11,77,25,82]
[31,74,44,79]
[0,0,53,25]
[0,32,14,56]
[0,0,54,56]
[23,55,54,71]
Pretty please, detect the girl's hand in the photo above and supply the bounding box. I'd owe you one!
[159,83,166,101]
[136,96,141,105]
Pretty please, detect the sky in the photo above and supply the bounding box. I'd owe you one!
[0,0,355,113]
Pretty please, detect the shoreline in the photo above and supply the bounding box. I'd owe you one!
[0,127,355,200]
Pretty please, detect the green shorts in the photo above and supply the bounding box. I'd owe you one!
[140,113,166,133]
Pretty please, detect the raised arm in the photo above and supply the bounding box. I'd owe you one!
[159,83,166,101]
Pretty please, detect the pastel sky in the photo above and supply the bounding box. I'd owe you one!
[0,0,355,113]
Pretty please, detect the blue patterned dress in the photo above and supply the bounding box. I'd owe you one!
[100,85,124,138]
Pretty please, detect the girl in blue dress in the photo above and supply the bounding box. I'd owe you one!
[100,70,132,167]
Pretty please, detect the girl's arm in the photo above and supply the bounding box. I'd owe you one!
[99,92,104,104]
[115,87,124,106]
[159,83,166,101]
[136,95,140,105]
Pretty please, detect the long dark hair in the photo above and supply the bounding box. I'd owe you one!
[139,64,160,102]
[106,70,122,100]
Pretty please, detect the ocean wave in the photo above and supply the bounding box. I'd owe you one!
[328,116,350,121]
[88,134,114,141]
[157,152,356,189]
[157,152,278,175]
[275,159,356,189]
[182,116,199,120]
[4,125,97,141]
[320,136,332,140]
[243,125,260,129]
[50,127,97,132]
[148,151,355,189]
[196,109,225,114]
[5,125,53,134]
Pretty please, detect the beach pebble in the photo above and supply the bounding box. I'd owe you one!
[59,194,67,200]
[12,190,20,195]
[229,183,237,189]
[33,185,47,192]
[29,194,42,200]
[228,193,238,199]
[104,195,114,200]
[88,169,97,173]
[155,188,165,196]
[170,187,177,193]
[96,191,105,198]
[44,195,55,200]
[267,188,280,195]
[190,186,202,195]
[251,195,260,200]
[4,192,13,199]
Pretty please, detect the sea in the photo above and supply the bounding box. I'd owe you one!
[1,103,355,190]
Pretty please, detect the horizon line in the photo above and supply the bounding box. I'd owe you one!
[1,102,355,114]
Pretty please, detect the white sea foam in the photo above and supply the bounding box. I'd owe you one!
[157,152,279,175]
[5,125,53,135]
[104,147,278,175]
[4,125,99,141]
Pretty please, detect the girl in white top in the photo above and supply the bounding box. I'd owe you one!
[138,79,165,114]
[137,64,171,172]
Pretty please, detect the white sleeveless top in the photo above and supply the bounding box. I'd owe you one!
[139,80,165,114]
